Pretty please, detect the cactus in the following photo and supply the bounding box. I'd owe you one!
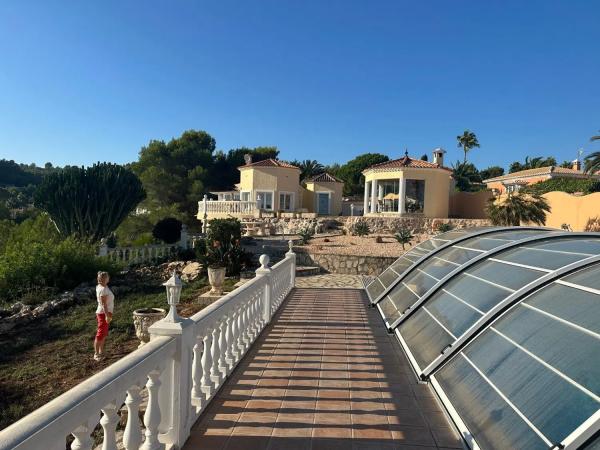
[34,163,146,241]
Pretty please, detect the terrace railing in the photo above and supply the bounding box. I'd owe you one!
[0,244,296,450]
[197,199,259,217]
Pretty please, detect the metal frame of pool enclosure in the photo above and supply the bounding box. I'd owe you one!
[365,227,600,450]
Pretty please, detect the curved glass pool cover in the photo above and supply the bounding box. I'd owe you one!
[371,228,600,450]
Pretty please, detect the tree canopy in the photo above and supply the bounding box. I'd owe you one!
[456,130,479,163]
[479,166,504,180]
[334,153,389,196]
[34,163,146,241]
[451,161,483,192]
[509,156,557,173]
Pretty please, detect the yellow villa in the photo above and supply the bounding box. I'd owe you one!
[362,148,453,217]
[197,158,344,219]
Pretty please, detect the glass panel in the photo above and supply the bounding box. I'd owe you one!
[526,239,600,256]
[386,284,419,318]
[526,282,600,335]
[400,308,452,369]
[564,264,600,290]
[366,279,386,301]
[497,300,600,395]
[379,296,401,325]
[433,246,483,265]
[405,179,425,213]
[378,267,400,288]
[464,329,599,444]
[465,260,542,291]
[435,354,548,450]
[443,274,509,312]
[496,244,585,270]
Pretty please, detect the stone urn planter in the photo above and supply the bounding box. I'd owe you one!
[133,308,166,347]
[207,267,226,295]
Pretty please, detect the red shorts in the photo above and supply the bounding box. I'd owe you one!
[96,313,109,340]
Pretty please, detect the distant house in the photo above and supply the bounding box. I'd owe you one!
[362,148,453,218]
[302,172,344,216]
[198,158,344,220]
[483,160,600,194]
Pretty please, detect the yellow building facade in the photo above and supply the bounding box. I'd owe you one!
[302,173,344,216]
[362,150,453,218]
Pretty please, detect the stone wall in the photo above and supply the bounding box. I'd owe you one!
[250,216,491,236]
[295,250,396,276]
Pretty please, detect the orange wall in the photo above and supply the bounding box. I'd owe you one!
[449,191,493,219]
[540,191,600,231]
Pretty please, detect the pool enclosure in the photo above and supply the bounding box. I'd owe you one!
[365,227,600,450]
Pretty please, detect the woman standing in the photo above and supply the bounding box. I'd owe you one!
[94,271,114,361]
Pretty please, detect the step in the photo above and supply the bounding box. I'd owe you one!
[296,266,321,277]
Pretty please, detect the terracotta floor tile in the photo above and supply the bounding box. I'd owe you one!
[184,289,453,450]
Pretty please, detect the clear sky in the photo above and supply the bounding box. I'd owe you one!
[1,1,599,170]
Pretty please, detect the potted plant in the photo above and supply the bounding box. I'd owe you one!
[133,307,166,347]
[203,241,228,295]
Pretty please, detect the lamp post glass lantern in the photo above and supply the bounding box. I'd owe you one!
[163,271,183,322]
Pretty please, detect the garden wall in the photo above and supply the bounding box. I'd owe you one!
[539,191,600,231]
[253,216,491,236]
[294,250,396,276]
[449,191,493,219]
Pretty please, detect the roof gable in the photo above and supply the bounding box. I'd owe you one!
[305,172,343,183]
[363,153,451,173]
[239,159,300,170]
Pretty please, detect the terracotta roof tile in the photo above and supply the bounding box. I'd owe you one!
[305,172,343,183]
[483,166,599,183]
[239,158,299,169]
[363,154,451,173]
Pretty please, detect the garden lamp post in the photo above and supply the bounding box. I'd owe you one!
[163,271,183,322]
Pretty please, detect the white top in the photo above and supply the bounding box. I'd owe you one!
[96,284,115,314]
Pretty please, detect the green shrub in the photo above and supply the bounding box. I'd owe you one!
[202,218,246,276]
[394,227,413,250]
[522,178,600,195]
[152,217,182,244]
[436,223,453,233]
[351,220,370,237]
[0,215,121,305]
[298,227,314,245]
[207,218,242,246]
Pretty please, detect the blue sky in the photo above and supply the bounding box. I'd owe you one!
[1,1,599,170]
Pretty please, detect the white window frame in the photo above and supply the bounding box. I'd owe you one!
[279,191,295,211]
[240,191,251,202]
[256,190,274,211]
[316,191,332,215]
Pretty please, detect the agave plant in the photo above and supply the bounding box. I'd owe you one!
[394,227,413,250]
[486,192,550,226]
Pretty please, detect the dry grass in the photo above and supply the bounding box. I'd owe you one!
[0,277,236,431]
[303,233,426,257]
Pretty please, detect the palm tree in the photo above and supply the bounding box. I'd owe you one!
[451,161,482,192]
[586,131,600,174]
[394,227,413,250]
[298,159,324,180]
[456,130,480,163]
[486,192,551,226]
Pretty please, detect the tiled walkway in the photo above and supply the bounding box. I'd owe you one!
[183,288,463,450]
[294,274,364,289]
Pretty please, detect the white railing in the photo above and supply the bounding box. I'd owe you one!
[198,199,259,217]
[0,244,296,450]
[99,226,204,266]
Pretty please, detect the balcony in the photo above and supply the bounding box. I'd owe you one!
[0,244,461,450]
[198,199,260,220]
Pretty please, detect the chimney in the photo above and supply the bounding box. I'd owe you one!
[244,154,253,165]
[572,159,581,172]
[432,148,446,167]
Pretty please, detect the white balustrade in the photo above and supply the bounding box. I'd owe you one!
[0,244,296,450]
[197,199,259,218]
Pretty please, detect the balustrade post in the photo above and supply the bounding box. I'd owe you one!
[123,386,143,450]
[98,239,108,257]
[224,316,234,373]
[218,319,228,377]
[71,420,94,450]
[255,254,273,325]
[286,240,296,290]
[141,370,161,450]
[180,224,189,250]
[200,330,215,398]
[100,403,119,450]
[210,324,223,386]
[149,311,195,447]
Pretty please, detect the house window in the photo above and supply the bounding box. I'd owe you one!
[279,192,294,211]
[405,179,425,213]
[240,192,250,202]
[257,191,273,210]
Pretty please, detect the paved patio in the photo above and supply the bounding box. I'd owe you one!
[294,274,364,289]
[183,288,463,450]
